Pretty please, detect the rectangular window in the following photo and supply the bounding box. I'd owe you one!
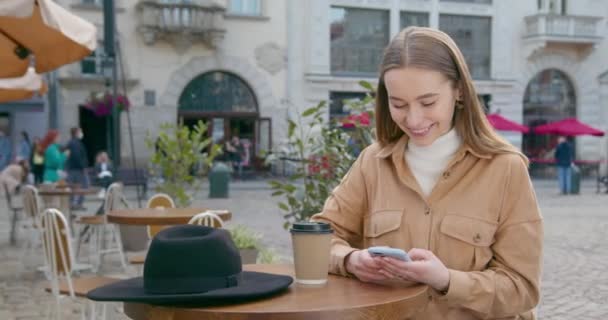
[400,11,429,29]
[330,7,389,76]
[228,0,262,16]
[439,15,491,79]
[440,0,492,4]
[80,44,105,75]
[329,92,367,122]
[81,0,102,5]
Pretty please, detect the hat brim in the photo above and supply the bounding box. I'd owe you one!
[87,271,293,305]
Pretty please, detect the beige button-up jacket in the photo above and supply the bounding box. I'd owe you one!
[311,135,543,319]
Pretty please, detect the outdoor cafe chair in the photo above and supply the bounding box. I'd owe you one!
[129,193,176,265]
[188,210,225,228]
[3,181,23,245]
[76,182,127,272]
[40,208,120,320]
[20,185,43,262]
[145,193,176,238]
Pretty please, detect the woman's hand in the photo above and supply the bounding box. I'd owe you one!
[376,248,450,292]
[345,250,392,283]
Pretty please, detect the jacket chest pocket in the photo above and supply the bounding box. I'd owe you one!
[438,215,498,271]
[363,210,404,247]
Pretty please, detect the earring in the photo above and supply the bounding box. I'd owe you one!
[455,100,464,109]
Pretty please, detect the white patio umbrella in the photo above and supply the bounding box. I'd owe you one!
[0,67,47,103]
[0,0,97,78]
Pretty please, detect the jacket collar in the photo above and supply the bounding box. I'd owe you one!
[374,134,493,161]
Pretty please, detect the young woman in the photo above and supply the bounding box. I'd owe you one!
[41,130,66,183]
[312,27,543,319]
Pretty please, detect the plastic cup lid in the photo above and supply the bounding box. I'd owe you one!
[290,222,333,234]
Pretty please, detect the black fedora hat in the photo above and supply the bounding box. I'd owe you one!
[87,225,293,305]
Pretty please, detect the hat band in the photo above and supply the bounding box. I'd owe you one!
[144,272,243,295]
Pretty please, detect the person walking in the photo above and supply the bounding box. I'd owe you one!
[0,130,12,171]
[65,127,89,210]
[554,136,574,194]
[30,137,44,184]
[18,131,32,162]
[41,130,65,183]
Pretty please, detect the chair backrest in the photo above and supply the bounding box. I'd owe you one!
[22,185,41,225]
[40,208,76,297]
[2,182,15,209]
[103,182,124,214]
[188,211,224,228]
[146,193,176,238]
[146,193,175,209]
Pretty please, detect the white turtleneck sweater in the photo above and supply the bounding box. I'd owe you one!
[405,128,462,197]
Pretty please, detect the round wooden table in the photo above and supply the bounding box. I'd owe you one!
[123,264,429,320]
[108,208,232,225]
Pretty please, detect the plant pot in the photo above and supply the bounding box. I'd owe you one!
[239,248,259,264]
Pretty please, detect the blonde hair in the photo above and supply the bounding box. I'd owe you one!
[375,27,527,165]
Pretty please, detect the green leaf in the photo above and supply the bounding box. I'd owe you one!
[271,191,284,196]
[358,80,374,92]
[278,202,290,211]
[302,106,319,117]
[288,120,297,138]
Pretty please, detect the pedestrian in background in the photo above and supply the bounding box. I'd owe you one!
[94,151,113,199]
[41,129,65,183]
[30,137,44,184]
[65,127,89,210]
[0,159,29,194]
[554,136,574,194]
[18,131,32,162]
[0,130,12,171]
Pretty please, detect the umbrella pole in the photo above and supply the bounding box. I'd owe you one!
[116,40,142,208]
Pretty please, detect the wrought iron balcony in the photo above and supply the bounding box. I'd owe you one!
[136,0,227,51]
[523,14,603,46]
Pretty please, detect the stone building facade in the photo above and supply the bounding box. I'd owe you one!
[4,0,607,170]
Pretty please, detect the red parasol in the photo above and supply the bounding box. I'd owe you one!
[486,113,529,133]
[533,118,604,137]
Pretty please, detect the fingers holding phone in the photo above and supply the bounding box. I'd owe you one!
[345,249,393,283]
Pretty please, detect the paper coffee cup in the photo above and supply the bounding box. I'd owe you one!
[290,222,333,285]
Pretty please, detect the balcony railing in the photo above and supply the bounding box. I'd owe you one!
[136,0,226,50]
[524,14,603,44]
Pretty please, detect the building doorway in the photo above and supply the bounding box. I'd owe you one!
[523,69,576,177]
[523,69,576,159]
[79,106,109,166]
[178,71,271,171]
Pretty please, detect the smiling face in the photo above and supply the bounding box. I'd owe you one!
[384,67,460,147]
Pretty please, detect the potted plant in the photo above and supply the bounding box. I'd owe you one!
[266,81,376,229]
[228,225,262,264]
[145,120,221,207]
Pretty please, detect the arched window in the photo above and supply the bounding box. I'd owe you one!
[178,71,258,115]
[523,69,576,158]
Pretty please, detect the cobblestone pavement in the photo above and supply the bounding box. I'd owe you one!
[0,179,606,319]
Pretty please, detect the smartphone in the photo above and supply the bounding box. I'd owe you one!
[368,246,411,262]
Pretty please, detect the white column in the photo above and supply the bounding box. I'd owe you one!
[429,0,439,28]
[390,0,400,38]
[307,0,330,76]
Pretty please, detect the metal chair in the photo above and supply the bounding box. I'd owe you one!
[3,181,23,245]
[76,183,127,272]
[188,210,225,228]
[40,208,119,320]
[146,193,175,238]
[20,185,43,262]
[128,193,176,266]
